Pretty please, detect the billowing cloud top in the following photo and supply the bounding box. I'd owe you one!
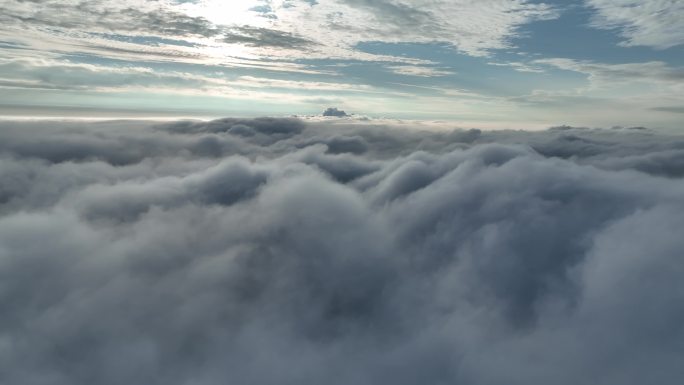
[1,118,684,384]
[1,0,684,127]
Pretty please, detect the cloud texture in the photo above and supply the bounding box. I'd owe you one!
[587,0,684,49]
[1,118,684,384]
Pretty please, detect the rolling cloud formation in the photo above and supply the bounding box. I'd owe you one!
[1,119,684,384]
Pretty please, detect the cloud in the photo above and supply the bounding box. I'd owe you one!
[586,0,684,49]
[0,0,220,38]
[387,65,454,77]
[0,0,559,72]
[534,58,684,85]
[322,107,349,117]
[527,58,684,116]
[0,118,684,384]
[222,26,317,49]
[653,106,684,114]
[273,0,559,57]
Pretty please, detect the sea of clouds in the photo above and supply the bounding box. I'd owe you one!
[1,118,683,384]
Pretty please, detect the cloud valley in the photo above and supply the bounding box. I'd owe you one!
[1,118,684,384]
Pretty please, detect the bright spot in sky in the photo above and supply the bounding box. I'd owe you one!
[179,0,267,26]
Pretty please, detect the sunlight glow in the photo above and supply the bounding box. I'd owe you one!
[177,0,267,27]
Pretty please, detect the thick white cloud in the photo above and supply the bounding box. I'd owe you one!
[1,118,684,384]
[586,0,684,49]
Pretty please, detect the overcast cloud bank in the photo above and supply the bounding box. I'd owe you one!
[1,118,684,385]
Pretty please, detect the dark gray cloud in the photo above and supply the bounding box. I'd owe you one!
[337,0,434,34]
[1,118,684,384]
[653,106,684,114]
[223,26,317,49]
[0,1,220,38]
[323,107,349,117]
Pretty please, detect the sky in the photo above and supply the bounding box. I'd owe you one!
[1,0,683,128]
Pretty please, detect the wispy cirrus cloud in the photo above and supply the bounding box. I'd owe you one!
[586,0,684,49]
[1,0,561,64]
[534,58,684,86]
[386,65,454,77]
[262,0,560,57]
[507,57,684,126]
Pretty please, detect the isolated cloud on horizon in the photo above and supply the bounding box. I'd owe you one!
[1,118,684,385]
[322,107,349,117]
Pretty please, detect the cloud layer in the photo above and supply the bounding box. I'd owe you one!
[1,118,684,384]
